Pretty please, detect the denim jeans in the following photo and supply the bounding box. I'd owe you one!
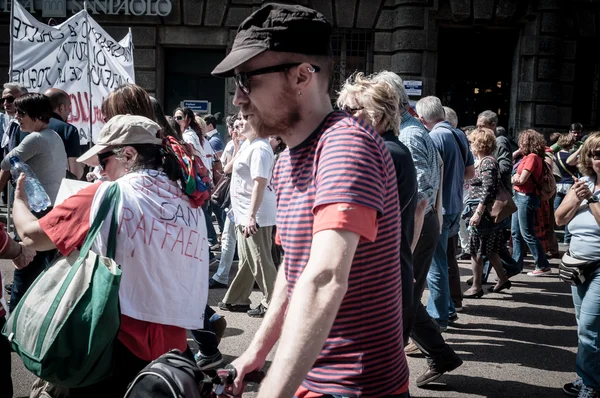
[554,191,571,243]
[427,212,461,328]
[511,193,549,271]
[212,215,237,285]
[203,202,218,246]
[572,270,600,390]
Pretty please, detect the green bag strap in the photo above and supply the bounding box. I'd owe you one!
[106,190,120,260]
[32,183,121,358]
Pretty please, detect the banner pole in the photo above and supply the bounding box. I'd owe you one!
[7,0,15,234]
[84,1,93,147]
[8,0,15,82]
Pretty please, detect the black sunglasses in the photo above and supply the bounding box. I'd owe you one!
[591,150,600,160]
[98,150,115,170]
[341,105,364,114]
[16,109,26,117]
[2,96,15,104]
[174,116,183,121]
[234,63,321,95]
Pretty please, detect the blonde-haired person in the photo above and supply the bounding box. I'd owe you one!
[555,132,600,398]
[463,128,510,298]
[338,72,464,386]
[337,71,415,339]
[511,129,551,275]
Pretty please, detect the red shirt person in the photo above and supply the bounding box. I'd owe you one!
[212,4,409,397]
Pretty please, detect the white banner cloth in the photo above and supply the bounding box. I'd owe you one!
[11,0,135,144]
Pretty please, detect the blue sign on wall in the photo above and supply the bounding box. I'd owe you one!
[182,100,210,114]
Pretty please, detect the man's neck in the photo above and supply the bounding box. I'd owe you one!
[52,112,64,122]
[282,105,334,149]
[207,128,218,137]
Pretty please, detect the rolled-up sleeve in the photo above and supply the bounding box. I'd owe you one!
[1,134,40,171]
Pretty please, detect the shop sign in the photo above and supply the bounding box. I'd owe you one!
[3,0,173,18]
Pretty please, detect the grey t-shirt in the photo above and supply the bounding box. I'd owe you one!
[1,128,67,204]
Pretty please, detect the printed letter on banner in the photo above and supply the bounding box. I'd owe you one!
[11,0,135,145]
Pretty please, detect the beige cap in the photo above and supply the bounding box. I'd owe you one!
[77,114,162,166]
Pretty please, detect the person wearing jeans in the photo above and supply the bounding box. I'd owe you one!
[210,212,237,287]
[427,213,461,327]
[555,134,600,398]
[416,96,475,328]
[511,129,550,275]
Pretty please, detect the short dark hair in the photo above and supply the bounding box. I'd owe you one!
[225,114,238,129]
[15,93,53,123]
[204,113,221,128]
[570,123,583,132]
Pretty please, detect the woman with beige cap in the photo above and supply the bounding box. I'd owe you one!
[12,114,212,396]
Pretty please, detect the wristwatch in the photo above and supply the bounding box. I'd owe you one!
[587,196,599,205]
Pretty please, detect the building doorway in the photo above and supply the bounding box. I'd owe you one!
[436,27,518,130]
[164,48,226,123]
[573,39,600,131]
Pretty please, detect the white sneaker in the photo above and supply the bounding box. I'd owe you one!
[578,385,599,398]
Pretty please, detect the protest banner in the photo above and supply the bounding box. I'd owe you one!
[9,0,135,144]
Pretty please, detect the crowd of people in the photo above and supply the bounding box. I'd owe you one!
[0,2,599,398]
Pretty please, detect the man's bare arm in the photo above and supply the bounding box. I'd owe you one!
[411,199,428,252]
[257,229,360,398]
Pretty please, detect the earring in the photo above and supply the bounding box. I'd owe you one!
[297,91,302,97]
[308,67,315,73]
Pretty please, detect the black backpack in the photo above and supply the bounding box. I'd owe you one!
[123,350,212,398]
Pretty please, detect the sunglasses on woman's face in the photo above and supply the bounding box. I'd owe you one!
[591,150,600,161]
[16,109,26,117]
[97,150,115,170]
[174,116,183,121]
[2,96,15,104]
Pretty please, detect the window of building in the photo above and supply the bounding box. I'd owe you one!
[330,30,373,97]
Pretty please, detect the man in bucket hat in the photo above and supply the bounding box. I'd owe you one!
[214,3,409,397]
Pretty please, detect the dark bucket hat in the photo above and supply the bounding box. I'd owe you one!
[212,3,332,77]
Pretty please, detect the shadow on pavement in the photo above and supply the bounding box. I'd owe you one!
[417,374,567,397]
[460,303,576,327]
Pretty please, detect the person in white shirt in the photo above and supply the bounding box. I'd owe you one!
[211,115,247,288]
[174,107,221,249]
[218,117,277,318]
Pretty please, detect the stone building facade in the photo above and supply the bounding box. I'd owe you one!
[1,0,600,136]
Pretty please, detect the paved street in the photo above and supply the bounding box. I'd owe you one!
[3,244,578,397]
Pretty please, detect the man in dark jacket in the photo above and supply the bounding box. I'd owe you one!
[44,88,83,179]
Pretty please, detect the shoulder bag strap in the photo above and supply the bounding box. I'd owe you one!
[556,152,577,179]
[32,183,121,356]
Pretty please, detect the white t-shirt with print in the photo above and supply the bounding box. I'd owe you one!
[230,138,276,227]
[90,170,209,329]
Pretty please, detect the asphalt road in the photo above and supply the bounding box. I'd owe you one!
[3,244,578,397]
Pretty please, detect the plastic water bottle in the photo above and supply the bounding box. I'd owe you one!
[10,156,51,212]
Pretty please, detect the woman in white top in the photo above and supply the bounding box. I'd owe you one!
[218,117,277,318]
[13,115,211,395]
[174,107,221,249]
[556,132,600,398]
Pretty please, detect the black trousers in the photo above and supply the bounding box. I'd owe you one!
[0,317,12,398]
[409,212,460,367]
[190,305,219,356]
